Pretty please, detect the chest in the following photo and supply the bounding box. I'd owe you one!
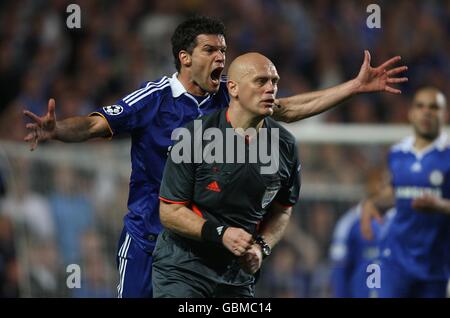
[194,160,284,211]
[390,152,449,189]
[144,95,228,149]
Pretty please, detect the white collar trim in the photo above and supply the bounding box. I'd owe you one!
[168,73,187,98]
[397,133,448,158]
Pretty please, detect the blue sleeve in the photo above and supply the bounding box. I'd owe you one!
[329,217,357,297]
[90,78,170,135]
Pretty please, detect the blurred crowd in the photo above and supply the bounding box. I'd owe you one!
[0,0,448,297]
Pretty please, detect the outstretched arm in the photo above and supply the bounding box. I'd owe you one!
[24,98,111,150]
[273,51,408,122]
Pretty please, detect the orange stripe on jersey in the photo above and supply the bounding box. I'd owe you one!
[159,196,190,205]
[273,201,294,209]
[191,203,204,218]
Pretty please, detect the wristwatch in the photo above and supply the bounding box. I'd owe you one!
[255,235,271,258]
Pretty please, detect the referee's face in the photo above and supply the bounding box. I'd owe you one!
[238,60,279,117]
[189,34,226,94]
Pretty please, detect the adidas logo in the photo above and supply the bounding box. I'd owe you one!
[216,226,224,235]
[206,181,221,192]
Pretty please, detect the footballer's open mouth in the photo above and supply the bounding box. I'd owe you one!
[210,67,224,86]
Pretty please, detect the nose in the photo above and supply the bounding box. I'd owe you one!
[264,81,276,95]
[422,105,434,117]
[215,50,225,63]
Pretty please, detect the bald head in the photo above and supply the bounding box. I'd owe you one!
[228,53,276,83]
[226,52,279,120]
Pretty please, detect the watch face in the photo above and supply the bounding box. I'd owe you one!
[263,245,271,256]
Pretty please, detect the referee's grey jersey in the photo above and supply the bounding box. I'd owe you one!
[160,108,301,235]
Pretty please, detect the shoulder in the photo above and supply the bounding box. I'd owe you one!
[213,78,230,102]
[121,76,171,107]
[265,117,297,148]
[333,205,361,241]
[390,136,414,154]
[330,205,361,261]
[436,133,450,153]
[185,108,224,132]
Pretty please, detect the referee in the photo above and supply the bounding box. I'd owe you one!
[153,53,301,297]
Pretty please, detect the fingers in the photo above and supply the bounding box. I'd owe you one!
[238,247,262,274]
[385,63,408,92]
[24,122,43,151]
[411,199,423,209]
[373,210,383,224]
[412,196,438,212]
[31,138,38,151]
[385,86,402,94]
[360,216,374,241]
[223,228,253,256]
[48,98,56,120]
[26,123,38,130]
[361,201,376,240]
[386,66,408,76]
[24,131,38,151]
[233,246,249,256]
[23,110,43,125]
[363,50,371,67]
[378,56,401,70]
[387,77,408,84]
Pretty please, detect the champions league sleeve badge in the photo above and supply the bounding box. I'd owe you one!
[103,105,124,116]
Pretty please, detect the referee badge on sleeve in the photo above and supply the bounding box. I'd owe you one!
[103,105,123,116]
[261,185,280,209]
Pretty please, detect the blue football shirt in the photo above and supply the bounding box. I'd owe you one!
[330,204,395,297]
[383,134,450,280]
[91,73,230,252]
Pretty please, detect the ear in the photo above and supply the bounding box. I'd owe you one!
[179,50,192,68]
[227,80,238,98]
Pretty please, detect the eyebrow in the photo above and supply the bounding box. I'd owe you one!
[202,44,227,50]
[254,75,280,81]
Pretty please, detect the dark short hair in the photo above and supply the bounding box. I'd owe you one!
[171,16,226,72]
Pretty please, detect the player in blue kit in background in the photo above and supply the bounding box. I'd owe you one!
[23,16,407,298]
[330,170,396,298]
[330,203,395,298]
[362,87,450,298]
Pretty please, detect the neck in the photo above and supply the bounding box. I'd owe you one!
[177,70,208,96]
[413,134,438,151]
[228,103,264,131]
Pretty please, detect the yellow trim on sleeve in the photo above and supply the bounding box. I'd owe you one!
[89,112,114,140]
